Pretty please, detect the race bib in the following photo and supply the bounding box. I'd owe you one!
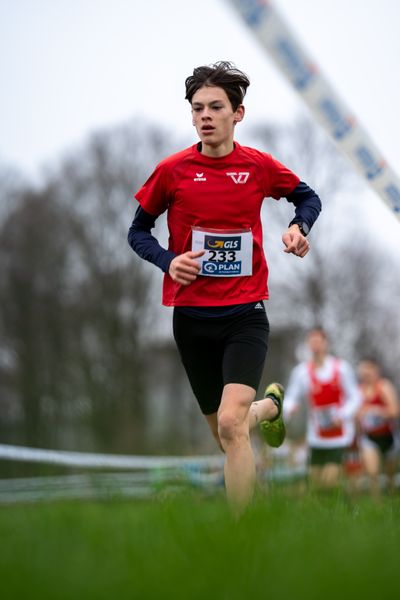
[315,406,340,432]
[191,227,253,277]
[361,413,386,432]
[313,404,344,438]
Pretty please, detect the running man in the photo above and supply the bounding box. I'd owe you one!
[128,62,321,514]
[284,327,361,490]
[357,358,399,498]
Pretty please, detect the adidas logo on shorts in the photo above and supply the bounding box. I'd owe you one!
[254,302,264,310]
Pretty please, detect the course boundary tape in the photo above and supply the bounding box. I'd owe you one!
[0,443,224,470]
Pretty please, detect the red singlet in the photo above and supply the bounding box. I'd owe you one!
[360,382,392,436]
[308,360,344,439]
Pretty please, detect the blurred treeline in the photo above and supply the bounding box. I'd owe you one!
[1,115,399,456]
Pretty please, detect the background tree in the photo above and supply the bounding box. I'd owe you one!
[0,122,181,454]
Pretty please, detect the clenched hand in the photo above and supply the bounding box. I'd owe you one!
[169,250,205,285]
[282,225,310,258]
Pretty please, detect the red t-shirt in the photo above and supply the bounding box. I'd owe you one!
[135,142,299,306]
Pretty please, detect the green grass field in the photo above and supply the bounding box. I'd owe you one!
[0,489,399,600]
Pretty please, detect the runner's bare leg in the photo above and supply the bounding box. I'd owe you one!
[205,385,278,515]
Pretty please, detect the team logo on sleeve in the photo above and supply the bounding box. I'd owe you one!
[226,172,250,184]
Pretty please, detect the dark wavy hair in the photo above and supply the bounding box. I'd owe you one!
[185,61,250,110]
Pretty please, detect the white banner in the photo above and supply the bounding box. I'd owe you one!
[226,0,400,220]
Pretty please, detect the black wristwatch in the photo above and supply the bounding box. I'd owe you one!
[289,220,309,237]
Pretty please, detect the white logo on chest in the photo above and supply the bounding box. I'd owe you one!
[226,172,250,184]
[194,172,207,182]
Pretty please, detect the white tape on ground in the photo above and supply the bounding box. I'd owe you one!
[0,444,224,470]
[226,0,400,219]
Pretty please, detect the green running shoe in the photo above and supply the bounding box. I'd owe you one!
[259,383,286,448]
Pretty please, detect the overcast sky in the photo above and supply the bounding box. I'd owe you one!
[0,0,399,201]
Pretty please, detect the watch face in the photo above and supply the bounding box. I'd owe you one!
[301,222,310,236]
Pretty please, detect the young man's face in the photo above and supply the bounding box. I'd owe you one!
[191,85,244,151]
[358,360,379,384]
[307,331,328,357]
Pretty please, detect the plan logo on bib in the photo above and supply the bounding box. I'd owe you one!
[202,261,242,275]
[226,172,250,184]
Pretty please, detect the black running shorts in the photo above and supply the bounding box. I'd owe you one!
[309,447,346,466]
[365,432,395,456]
[173,305,269,415]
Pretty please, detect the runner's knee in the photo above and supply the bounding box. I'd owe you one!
[218,410,248,445]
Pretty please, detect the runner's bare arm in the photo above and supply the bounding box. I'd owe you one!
[381,379,400,419]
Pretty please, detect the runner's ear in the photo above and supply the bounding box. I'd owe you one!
[234,104,245,123]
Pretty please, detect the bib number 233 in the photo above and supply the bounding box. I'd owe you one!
[191,227,253,277]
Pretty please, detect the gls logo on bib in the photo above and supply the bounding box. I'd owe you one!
[205,236,241,250]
